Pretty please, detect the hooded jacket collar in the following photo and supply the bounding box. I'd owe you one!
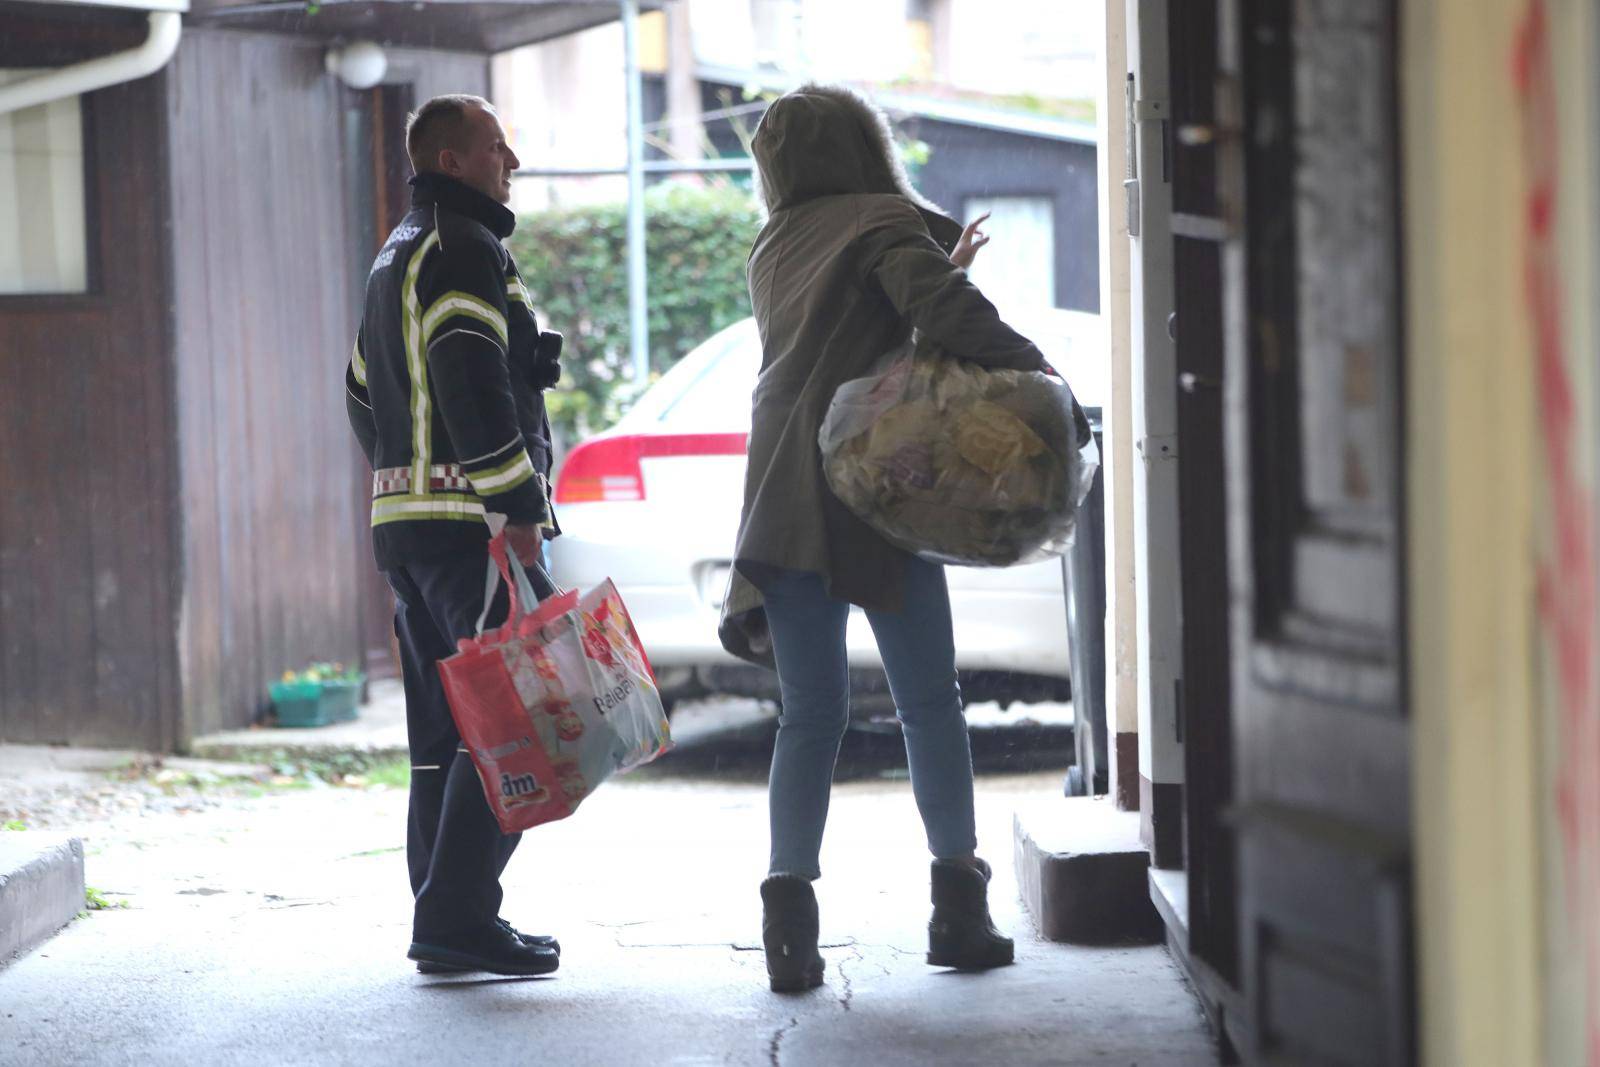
[409,172,516,239]
[752,83,962,253]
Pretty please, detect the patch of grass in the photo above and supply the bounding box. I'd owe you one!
[258,749,409,788]
[106,756,161,783]
[110,757,271,796]
[130,748,411,797]
[84,886,128,911]
[154,770,206,795]
[342,845,405,860]
[362,758,411,789]
[2,820,25,831]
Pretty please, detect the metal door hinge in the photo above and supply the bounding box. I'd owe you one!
[1179,372,1221,393]
[1124,73,1140,237]
[1137,433,1179,461]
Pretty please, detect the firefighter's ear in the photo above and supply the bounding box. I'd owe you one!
[436,147,463,178]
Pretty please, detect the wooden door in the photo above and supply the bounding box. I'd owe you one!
[347,83,415,682]
[0,19,181,750]
[1216,0,1413,1061]
[1170,0,1239,992]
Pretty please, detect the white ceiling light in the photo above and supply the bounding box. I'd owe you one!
[326,41,387,90]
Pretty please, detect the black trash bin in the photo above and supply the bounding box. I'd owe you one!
[1062,407,1106,797]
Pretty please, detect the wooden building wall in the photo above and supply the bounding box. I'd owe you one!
[164,29,489,741]
[0,16,181,750]
[384,43,493,106]
[0,15,490,748]
[164,28,360,741]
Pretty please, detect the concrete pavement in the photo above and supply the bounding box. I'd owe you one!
[0,727,1216,1066]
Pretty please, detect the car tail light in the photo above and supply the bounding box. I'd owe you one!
[555,432,749,504]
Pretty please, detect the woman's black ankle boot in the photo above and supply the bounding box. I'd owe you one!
[760,874,825,992]
[927,858,1015,970]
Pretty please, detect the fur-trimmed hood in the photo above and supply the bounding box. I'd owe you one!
[752,83,960,250]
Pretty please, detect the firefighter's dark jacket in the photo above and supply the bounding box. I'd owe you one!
[346,173,561,571]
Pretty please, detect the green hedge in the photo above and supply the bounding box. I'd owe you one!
[508,183,763,443]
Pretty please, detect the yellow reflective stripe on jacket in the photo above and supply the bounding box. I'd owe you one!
[402,230,442,492]
[421,290,508,349]
[371,492,486,527]
[507,278,534,313]
[469,449,535,495]
[351,337,367,387]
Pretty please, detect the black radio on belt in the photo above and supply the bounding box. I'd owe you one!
[529,329,563,390]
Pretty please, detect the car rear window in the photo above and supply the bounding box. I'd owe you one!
[621,319,758,431]
[647,322,762,433]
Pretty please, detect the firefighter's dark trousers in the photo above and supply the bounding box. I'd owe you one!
[386,547,555,941]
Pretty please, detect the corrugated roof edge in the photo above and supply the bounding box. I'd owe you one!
[26,0,187,12]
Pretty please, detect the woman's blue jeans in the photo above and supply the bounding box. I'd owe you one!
[760,558,977,880]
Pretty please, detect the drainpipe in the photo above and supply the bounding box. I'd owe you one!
[621,0,649,383]
[0,11,182,117]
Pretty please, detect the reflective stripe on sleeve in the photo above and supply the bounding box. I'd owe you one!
[469,449,536,496]
[422,291,508,350]
[507,277,534,312]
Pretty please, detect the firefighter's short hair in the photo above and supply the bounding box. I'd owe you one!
[406,94,494,175]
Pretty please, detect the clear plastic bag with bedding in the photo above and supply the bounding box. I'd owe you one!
[818,336,1099,567]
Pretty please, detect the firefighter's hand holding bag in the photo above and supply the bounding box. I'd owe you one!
[438,521,672,833]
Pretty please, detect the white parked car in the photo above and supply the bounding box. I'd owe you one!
[547,309,1106,714]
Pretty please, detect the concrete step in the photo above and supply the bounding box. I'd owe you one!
[0,833,85,966]
[1013,795,1164,944]
[189,678,408,765]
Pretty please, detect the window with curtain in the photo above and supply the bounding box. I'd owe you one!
[0,79,88,295]
[962,194,1056,315]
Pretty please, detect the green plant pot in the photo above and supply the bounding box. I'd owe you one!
[319,679,363,724]
[269,676,364,728]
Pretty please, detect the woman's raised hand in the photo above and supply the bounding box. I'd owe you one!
[950,212,992,270]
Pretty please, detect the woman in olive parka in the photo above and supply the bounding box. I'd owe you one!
[719,83,1049,992]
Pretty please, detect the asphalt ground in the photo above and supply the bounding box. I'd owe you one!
[0,698,1214,1067]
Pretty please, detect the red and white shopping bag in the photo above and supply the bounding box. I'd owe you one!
[438,533,671,833]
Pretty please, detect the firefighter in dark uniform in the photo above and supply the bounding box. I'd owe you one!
[345,94,563,977]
